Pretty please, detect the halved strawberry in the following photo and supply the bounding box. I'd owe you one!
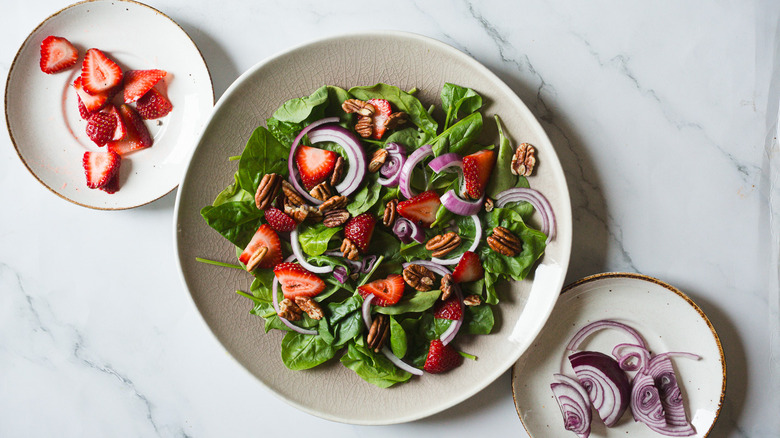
[343,212,376,252]
[367,98,391,139]
[123,69,167,103]
[73,76,109,113]
[265,207,297,232]
[39,36,78,74]
[396,190,441,228]
[239,224,283,270]
[136,88,172,119]
[100,173,120,194]
[85,111,117,146]
[433,296,463,321]
[83,150,121,189]
[358,274,405,306]
[81,48,123,94]
[103,104,127,141]
[273,262,326,300]
[423,339,463,374]
[77,97,90,120]
[452,251,484,283]
[295,145,337,190]
[462,149,496,199]
[106,104,152,155]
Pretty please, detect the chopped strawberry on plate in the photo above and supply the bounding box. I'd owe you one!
[423,339,463,374]
[462,149,496,199]
[83,150,121,189]
[295,145,337,190]
[136,88,172,119]
[85,111,117,146]
[81,48,123,95]
[358,274,405,306]
[397,190,441,228]
[73,76,109,114]
[344,212,376,252]
[452,251,484,283]
[39,36,78,74]
[123,69,167,103]
[239,224,283,271]
[273,262,326,300]
[103,104,127,141]
[106,104,152,155]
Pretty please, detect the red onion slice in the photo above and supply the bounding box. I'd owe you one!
[551,373,593,438]
[495,187,556,243]
[333,266,349,283]
[377,142,407,187]
[272,273,318,336]
[290,228,334,274]
[566,320,647,351]
[648,355,696,432]
[399,144,433,199]
[392,217,425,244]
[440,189,483,216]
[428,153,463,173]
[612,343,651,372]
[439,284,463,345]
[569,351,631,427]
[287,117,340,205]
[431,214,482,265]
[361,293,423,376]
[631,370,667,428]
[307,125,366,196]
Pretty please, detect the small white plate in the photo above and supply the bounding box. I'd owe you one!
[5,0,213,210]
[512,273,725,437]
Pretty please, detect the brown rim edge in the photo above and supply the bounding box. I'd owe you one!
[511,272,726,437]
[4,0,215,211]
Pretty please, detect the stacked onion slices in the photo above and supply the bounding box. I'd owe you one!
[551,320,699,437]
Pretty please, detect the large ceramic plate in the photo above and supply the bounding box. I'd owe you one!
[512,273,725,437]
[5,0,214,210]
[174,31,572,424]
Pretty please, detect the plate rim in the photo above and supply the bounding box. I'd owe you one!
[4,0,215,211]
[511,271,726,437]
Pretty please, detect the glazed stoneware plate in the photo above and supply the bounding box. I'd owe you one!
[512,273,725,437]
[5,0,213,210]
[174,31,572,424]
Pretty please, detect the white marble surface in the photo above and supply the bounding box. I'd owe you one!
[2,0,778,436]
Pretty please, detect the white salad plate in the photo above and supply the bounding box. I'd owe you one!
[174,31,572,424]
[512,273,725,437]
[5,0,214,210]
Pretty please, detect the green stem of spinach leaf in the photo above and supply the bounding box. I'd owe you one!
[228,155,241,161]
[195,257,244,270]
[235,290,262,303]
[458,351,478,361]
[357,255,385,287]
[406,87,419,95]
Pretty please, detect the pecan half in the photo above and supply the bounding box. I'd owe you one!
[440,273,455,301]
[425,232,462,258]
[309,181,334,202]
[463,294,482,306]
[284,201,319,223]
[319,195,349,212]
[278,298,302,321]
[511,143,537,177]
[403,264,436,291]
[294,296,323,320]
[383,199,398,227]
[487,226,523,256]
[254,173,282,210]
[385,111,408,130]
[329,156,345,187]
[323,208,350,228]
[484,197,494,212]
[342,99,375,117]
[281,180,305,207]
[341,238,360,260]
[368,148,388,173]
[244,246,268,272]
[355,116,373,138]
[366,313,390,353]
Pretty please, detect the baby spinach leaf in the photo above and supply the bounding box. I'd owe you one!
[486,115,518,198]
[212,173,254,206]
[273,85,329,123]
[430,112,483,156]
[349,83,438,137]
[347,173,383,216]
[464,304,494,335]
[266,118,304,147]
[298,223,341,256]
[237,126,290,195]
[340,338,412,388]
[281,331,337,370]
[367,229,401,261]
[441,83,483,130]
[389,316,407,358]
[375,290,441,315]
[201,201,263,248]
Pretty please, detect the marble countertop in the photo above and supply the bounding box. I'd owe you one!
[2,1,778,436]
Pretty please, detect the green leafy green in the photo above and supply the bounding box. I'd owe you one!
[375,290,441,315]
[272,85,329,123]
[340,338,412,388]
[347,173,383,216]
[281,331,338,370]
[441,83,483,130]
[464,304,494,335]
[486,115,518,198]
[200,201,262,248]
[237,126,290,195]
[389,316,407,358]
[430,112,483,156]
[297,223,342,256]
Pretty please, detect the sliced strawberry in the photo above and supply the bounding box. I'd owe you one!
[73,76,109,113]
[85,112,117,146]
[77,97,90,120]
[81,48,123,94]
[358,274,405,307]
[100,173,120,194]
[83,150,121,189]
[452,251,484,283]
[239,224,283,271]
[40,36,78,74]
[367,98,392,139]
[123,69,167,103]
[433,296,463,321]
[423,339,463,374]
[265,207,297,232]
[273,262,325,300]
[396,190,441,228]
[462,149,496,199]
[103,104,127,141]
[136,88,172,119]
[294,145,337,190]
[106,104,152,155]
[343,212,376,252]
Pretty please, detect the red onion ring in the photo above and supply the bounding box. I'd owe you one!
[431,215,482,265]
[392,217,425,244]
[440,189,483,216]
[287,117,340,205]
[307,125,366,196]
[377,143,407,187]
[631,370,667,428]
[551,373,593,437]
[566,320,647,351]
[647,355,696,432]
[399,144,433,199]
[495,187,556,243]
[428,152,463,173]
[361,293,423,376]
[290,228,334,274]
[612,343,651,372]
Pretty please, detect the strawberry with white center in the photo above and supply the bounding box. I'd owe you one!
[136,88,172,119]
[85,111,117,146]
[367,98,392,139]
[103,104,127,141]
[452,251,484,283]
[423,339,463,374]
[358,274,405,306]
[343,212,376,253]
[264,208,297,232]
[239,224,283,271]
[123,69,167,103]
[274,263,326,300]
[462,149,496,199]
[82,150,121,189]
[107,104,153,155]
[81,48,123,95]
[73,76,110,113]
[295,145,337,190]
[39,36,78,74]
[396,190,441,228]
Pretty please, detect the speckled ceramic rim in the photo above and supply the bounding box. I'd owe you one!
[4,0,214,210]
[511,272,726,437]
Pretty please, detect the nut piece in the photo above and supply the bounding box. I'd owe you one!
[366,313,390,353]
[284,201,320,223]
[294,296,324,320]
[323,208,350,228]
[254,173,283,210]
[309,181,334,202]
[487,226,523,257]
[425,232,462,258]
[463,294,482,306]
[342,99,375,117]
[281,180,305,207]
[484,197,494,212]
[330,156,345,187]
[385,111,408,130]
[319,195,349,212]
[368,148,389,173]
[355,116,373,138]
[244,246,268,272]
[278,298,302,321]
[440,273,455,301]
[511,143,537,177]
[341,238,360,260]
[403,264,437,292]
[383,199,398,227]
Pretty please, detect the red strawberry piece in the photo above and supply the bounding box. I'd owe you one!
[106,104,152,155]
[423,339,463,374]
[265,207,297,232]
[82,150,121,189]
[100,173,120,194]
[273,262,326,300]
[433,296,463,320]
[39,36,78,74]
[358,274,405,307]
[294,145,337,190]
[103,104,127,141]
[396,190,441,228]
[239,224,284,270]
[73,76,109,113]
[462,149,496,199]
[77,97,91,120]
[136,88,172,119]
[452,251,484,283]
[85,112,117,146]
[367,98,392,139]
[123,69,167,103]
[81,48,123,94]
[343,212,376,252]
